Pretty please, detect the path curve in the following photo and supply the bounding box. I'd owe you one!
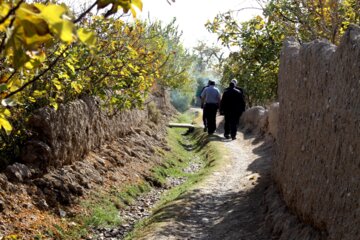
[138,116,273,240]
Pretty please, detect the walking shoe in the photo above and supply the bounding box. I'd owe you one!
[224,135,230,139]
[203,127,207,132]
[231,136,236,140]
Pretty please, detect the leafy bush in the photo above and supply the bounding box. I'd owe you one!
[0,2,196,167]
[170,90,193,112]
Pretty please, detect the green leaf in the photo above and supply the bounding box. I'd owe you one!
[0,84,7,92]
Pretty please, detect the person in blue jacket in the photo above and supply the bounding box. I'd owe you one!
[201,80,221,135]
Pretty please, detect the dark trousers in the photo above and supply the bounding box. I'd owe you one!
[204,103,218,134]
[202,107,207,128]
[224,114,241,138]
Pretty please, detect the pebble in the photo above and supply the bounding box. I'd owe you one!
[0,200,5,212]
[59,209,67,218]
[90,158,204,239]
[201,218,210,224]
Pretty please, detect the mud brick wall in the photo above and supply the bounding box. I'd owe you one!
[20,90,173,170]
[273,25,360,240]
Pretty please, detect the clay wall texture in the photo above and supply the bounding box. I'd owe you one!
[274,25,360,240]
[20,90,172,170]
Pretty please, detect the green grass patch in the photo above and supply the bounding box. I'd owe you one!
[81,198,121,227]
[63,111,223,240]
[61,194,121,239]
[116,182,151,206]
[63,181,151,239]
[125,112,224,239]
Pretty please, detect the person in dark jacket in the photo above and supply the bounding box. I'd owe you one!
[220,79,246,140]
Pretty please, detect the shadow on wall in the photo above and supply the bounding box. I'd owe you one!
[239,104,326,239]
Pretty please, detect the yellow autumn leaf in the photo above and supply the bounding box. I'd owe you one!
[38,4,74,43]
[0,3,11,31]
[52,79,62,90]
[50,101,58,110]
[52,21,74,43]
[37,4,67,22]
[0,115,12,134]
[32,90,46,98]
[130,7,137,17]
[24,61,35,70]
[28,96,36,102]
[132,0,143,11]
[66,62,75,73]
[77,28,97,46]
[71,81,83,93]
[3,109,11,117]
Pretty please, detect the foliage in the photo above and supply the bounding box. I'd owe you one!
[170,89,193,112]
[0,1,195,166]
[147,19,195,90]
[192,41,225,75]
[265,0,360,44]
[191,42,223,107]
[206,0,359,106]
[195,76,210,98]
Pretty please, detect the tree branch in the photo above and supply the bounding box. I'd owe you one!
[5,46,69,99]
[73,1,97,24]
[0,0,24,25]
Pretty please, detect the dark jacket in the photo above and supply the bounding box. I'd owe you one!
[220,86,246,116]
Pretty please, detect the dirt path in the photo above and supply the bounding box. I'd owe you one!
[137,116,274,240]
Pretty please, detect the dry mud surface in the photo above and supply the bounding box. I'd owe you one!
[138,118,274,240]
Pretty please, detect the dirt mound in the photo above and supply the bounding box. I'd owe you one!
[0,119,171,237]
[0,88,176,238]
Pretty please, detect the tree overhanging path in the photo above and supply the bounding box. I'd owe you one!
[138,119,273,240]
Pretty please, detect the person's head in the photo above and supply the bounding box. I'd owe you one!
[209,80,215,86]
[207,80,211,86]
[229,79,237,88]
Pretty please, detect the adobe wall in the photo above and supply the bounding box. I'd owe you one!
[273,25,360,240]
[20,90,173,170]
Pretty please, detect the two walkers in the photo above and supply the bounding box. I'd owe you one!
[201,79,245,140]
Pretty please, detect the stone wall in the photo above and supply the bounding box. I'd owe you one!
[20,90,173,170]
[273,25,360,240]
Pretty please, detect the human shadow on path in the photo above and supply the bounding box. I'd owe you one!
[147,134,273,240]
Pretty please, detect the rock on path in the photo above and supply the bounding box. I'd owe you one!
[137,129,273,240]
